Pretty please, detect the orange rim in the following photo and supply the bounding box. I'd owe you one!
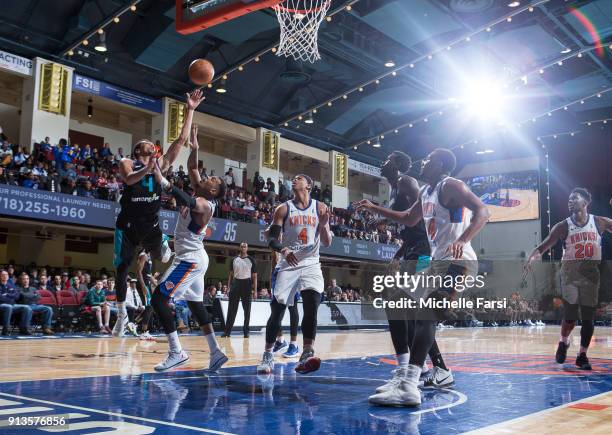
[272,0,330,15]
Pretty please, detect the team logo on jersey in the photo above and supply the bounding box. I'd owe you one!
[165,281,175,290]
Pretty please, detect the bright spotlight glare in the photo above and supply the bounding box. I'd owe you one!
[462,79,506,119]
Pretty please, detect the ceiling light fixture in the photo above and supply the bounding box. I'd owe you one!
[304,112,314,124]
[384,61,395,68]
[508,1,520,7]
[216,78,227,93]
[94,33,107,52]
[372,137,381,148]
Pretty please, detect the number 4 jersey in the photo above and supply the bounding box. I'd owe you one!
[279,199,320,270]
[562,214,602,261]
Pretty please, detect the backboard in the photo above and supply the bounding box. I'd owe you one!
[176,0,281,34]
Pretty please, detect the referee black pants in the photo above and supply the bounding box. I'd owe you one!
[224,278,252,336]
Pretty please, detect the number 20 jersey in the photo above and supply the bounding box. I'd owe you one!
[562,214,602,261]
[279,199,320,270]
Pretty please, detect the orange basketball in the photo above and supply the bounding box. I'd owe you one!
[188,59,215,86]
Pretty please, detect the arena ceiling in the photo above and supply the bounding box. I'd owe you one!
[1,0,611,165]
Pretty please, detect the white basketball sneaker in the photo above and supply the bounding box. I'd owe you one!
[257,351,275,375]
[112,311,128,337]
[368,364,421,406]
[154,350,190,372]
[126,322,139,337]
[375,367,407,393]
[420,366,454,388]
[208,349,228,372]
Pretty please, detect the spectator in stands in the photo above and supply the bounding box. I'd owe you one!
[0,269,32,336]
[101,142,113,158]
[311,184,321,200]
[265,178,275,204]
[125,278,145,324]
[173,299,190,333]
[253,171,264,197]
[327,279,342,300]
[49,275,63,294]
[114,147,125,162]
[322,185,332,205]
[79,144,92,161]
[0,141,13,166]
[0,166,7,184]
[278,177,286,201]
[45,169,61,192]
[224,168,235,189]
[6,265,16,285]
[12,145,27,168]
[105,277,118,316]
[37,272,49,292]
[15,273,54,335]
[77,179,97,198]
[83,279,111,334]
[61,177,77,195]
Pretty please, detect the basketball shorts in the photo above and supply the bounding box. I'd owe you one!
[560,261,600,307]
[157,250,209,302]
[272,263,324,306]
[113,215,163,268]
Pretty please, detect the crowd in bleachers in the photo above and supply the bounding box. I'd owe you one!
[0,133,400,245]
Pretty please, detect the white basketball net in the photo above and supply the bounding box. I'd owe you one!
[273,0,331,63]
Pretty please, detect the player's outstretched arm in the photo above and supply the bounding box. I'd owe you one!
[443,179,490,258]
[187,124,201,187]
[160,89,205,173]
[527,221,568,263]
[317,202,333,247]
[354,198,423,227]
[119,157,156,186]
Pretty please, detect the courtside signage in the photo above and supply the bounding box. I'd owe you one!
[0,50,32,76]
[0,185,396,262]
[73,73,163,113]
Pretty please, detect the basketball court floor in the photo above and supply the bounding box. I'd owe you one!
[1,326,610,434]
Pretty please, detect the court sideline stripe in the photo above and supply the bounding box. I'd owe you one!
[0,392,235,435]
[462,390,612,434]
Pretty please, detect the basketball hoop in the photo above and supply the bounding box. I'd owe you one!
[273,0,331,63]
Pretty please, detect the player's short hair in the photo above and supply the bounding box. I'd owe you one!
[571,187,591,203]
[433,148,457,174]
[214,177,227,200]
[391,151,412,173]
[295,173,313,190]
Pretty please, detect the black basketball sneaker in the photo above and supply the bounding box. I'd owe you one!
[555,341,569,364]
[575,352,592,370]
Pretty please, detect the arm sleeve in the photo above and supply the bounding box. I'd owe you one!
[168,185,197,209]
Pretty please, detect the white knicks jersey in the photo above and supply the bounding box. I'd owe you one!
[279,199,320,270]
[562,214,602,261]
[173,201,215,257]
[420,177,477,261]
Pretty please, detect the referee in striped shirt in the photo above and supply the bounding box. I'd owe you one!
[223,242,257,337]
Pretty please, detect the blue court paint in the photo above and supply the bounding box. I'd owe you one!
[0,353,610,434]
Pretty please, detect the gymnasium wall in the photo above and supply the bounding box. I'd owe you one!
[0,101,20,140]
[68,120,132,154]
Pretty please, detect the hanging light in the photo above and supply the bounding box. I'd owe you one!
[384,60,395,68]
[304,111,314,124]
[87,98,93,118]
[216,78,227,93]
[372,136,381,148]
[94,33,107,52]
